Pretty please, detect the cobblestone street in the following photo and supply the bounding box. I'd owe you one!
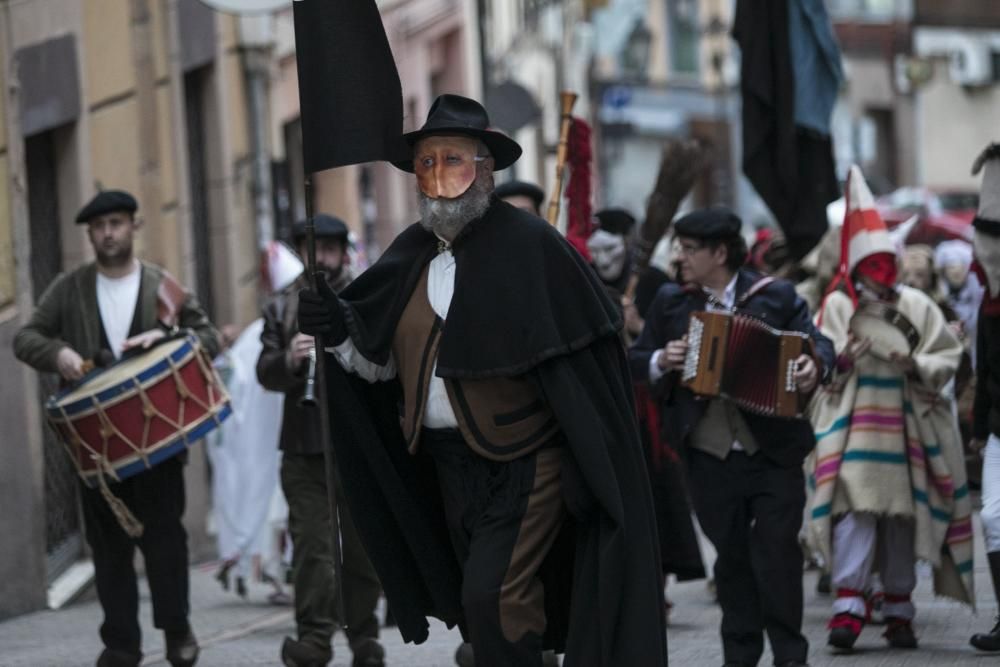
[3,514,1000,666]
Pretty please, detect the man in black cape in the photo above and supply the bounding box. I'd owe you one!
[297,94,667,666]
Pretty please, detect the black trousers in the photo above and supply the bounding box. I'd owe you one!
[687,449,808,666]
[281,453,380,651]
[422,429,565,667]
[81,456,190,657]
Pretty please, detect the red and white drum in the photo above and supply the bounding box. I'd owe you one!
[46,334,231,487]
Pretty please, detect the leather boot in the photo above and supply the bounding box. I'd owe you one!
[971,551,1000,651]
[164,628,199,667]
[349,637,386,667]
[95,648,141,667]
[827,612,864,650]
[281,637,331,667]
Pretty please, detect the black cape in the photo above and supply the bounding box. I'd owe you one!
[324,200,667,665]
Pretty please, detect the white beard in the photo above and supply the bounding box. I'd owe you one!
[418,176,492,240]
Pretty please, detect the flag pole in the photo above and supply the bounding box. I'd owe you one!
[302,172,347,623]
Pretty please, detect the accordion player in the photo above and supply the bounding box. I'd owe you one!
[682,310,814,418]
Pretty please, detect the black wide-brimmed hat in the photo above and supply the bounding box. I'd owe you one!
[393,94,522,173]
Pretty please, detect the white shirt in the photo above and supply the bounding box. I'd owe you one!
[329,245,459,428]
[96,262,141,359]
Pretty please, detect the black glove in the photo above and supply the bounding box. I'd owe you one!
[297,276,348,343]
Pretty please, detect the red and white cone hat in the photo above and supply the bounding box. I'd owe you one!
[818,165,895,320]
[840,165,894,275]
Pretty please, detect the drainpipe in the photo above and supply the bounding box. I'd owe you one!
[238,14,275,249]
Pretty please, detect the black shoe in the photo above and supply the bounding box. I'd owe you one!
[165,629,199,667]
[455,642,475,667]
[96,648,141,667]
[827,612,863,651]
[350,637,386,667]
[971,618,1000,651]
[883,618,917,649]
[816,572,832,595]
[281,637,332,667]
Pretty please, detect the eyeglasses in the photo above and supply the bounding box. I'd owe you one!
[677,242,705,256]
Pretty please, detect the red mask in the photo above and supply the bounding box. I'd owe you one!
[413,136,483,199]
[854,252,898,288]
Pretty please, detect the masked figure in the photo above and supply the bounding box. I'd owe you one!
[296,95,667,667]
[809,166,973,652]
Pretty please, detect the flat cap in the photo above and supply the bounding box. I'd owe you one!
[75,190,138,224]
[494,180,545,208]
[292,214,350,242]
[974,217,1000,237]
[594,208,636,236]
[673,207,742,240]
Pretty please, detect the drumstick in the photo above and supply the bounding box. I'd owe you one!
[81,350,116,375]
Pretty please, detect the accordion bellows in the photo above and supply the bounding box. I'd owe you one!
[682,310,811,418]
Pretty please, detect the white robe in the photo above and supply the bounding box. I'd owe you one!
[208,319,287,582]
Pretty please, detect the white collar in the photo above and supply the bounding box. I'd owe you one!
[704,272,739,309]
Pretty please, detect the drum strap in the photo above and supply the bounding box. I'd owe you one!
[96,472,144,538]
[156,271,188,329]
[736,276,777,308]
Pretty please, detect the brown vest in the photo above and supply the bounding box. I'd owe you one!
[392,263,559,461]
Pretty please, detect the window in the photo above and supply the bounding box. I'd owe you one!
[826,0,911,22]
[668,0,700,76]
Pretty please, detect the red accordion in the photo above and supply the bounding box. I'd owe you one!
[681,310,811,418]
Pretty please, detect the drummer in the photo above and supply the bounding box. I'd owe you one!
[13,189,219,667]
[809,167,972,652]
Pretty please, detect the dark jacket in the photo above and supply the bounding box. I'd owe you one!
[256,273,350,455]
[974,307,1000,440]
[629,269,835,468]
[14,261,219,370]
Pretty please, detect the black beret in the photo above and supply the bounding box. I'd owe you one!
[75,190,138,224]
[973,216,1000,237]
[292,214,350,242]
[494,180,545,208]
[673,207,742,240]
[594,208,636,236]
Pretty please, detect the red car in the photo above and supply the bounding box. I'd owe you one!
[876,187,978,245]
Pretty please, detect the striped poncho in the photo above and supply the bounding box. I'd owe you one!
[808,287,974,605]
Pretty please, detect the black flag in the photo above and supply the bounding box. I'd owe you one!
[292,0,406,172]
[733,0,840,262]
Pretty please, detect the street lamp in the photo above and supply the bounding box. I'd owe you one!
[621,18,653,82]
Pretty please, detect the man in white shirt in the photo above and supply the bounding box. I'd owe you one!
[297,95,667,667]
[14,190,219,667]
